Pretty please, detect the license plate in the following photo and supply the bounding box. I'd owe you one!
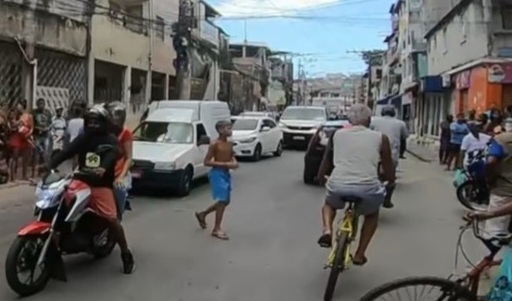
[293,136,305,140]
[131,170,142,178]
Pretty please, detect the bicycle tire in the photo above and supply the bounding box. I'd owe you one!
[456,181,479,211]
[358,277,475,301]
[324,231,349,301]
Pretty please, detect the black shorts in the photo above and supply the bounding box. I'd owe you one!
[448,143,461,153]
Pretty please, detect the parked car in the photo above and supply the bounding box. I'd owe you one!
[232,116,283,161]
[279,106,328,149]
[131,100,230,196]
[240,111,279,121]
[303,119,350,185]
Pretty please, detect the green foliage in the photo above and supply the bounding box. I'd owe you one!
[361,49,385,66]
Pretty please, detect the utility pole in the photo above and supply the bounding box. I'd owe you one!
[173,0,193,99]
[21,1,37,110]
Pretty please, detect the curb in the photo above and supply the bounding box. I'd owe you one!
[406,149,433,163]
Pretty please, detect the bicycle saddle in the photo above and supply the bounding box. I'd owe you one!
[340,196,363,203]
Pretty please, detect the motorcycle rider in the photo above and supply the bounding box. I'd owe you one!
[48,104,135,274]
[105,101,133,219]
[371,105,408,208]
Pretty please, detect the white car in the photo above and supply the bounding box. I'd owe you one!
[240,111,278,120]
[231,117,283,161]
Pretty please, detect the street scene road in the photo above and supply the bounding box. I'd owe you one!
[0,151,479,301]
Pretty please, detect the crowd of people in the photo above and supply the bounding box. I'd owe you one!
[0,98,88,184]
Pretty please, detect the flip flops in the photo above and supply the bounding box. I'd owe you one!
[211,231,229,240]
[194,212,207,229]
[318,233,333,248]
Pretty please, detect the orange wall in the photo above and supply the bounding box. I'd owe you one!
[455,66,501,114]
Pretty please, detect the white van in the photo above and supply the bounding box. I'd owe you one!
[278,106,328,148]
[131,100,230,196]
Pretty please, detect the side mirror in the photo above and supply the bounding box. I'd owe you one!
[197,135,210,146]
[261,126,271,132]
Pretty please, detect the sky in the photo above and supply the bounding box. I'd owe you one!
[208,0,394,77]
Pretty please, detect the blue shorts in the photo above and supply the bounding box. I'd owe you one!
[209,167,231,203]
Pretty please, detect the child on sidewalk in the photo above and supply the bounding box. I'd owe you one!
[195,120,238,240]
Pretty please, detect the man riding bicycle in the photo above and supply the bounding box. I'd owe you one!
[317,104,395,266]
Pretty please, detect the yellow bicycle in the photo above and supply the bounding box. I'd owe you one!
[323,197,360,301]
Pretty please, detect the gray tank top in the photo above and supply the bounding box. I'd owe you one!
[327,126,382,188]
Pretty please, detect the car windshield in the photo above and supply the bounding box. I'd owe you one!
[232,119,259,131]
[281,108,326,121]
[241,112,265,117]
[133,121,193,144]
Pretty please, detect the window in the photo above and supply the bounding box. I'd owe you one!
[155,16,165,40]
[232,119,259,131]
[196,124,207,142]
[133,121,193,144]
[442,28,447,53]
[502,4,512,29]
[263,119,276,128]
[281,107,326,121]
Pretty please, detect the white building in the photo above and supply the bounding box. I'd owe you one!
[424,0,512,118]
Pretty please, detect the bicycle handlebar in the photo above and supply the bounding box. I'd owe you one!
[463,218,512,247]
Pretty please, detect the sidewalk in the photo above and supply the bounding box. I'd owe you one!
[406,137,438,163]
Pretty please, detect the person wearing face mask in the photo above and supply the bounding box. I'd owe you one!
[486,109,505,135]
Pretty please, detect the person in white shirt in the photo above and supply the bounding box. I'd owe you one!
[460,121,490,205]
[460,122,491,168]
[50,107,66,158]
[67,106,84,143]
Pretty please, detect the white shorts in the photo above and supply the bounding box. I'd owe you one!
[485,194,512,238]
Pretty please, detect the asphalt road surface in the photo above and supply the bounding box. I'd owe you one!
[0,151,483,301]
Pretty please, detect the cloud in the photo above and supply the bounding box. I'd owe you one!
[216,0,340,18]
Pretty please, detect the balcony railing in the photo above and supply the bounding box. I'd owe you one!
[200,20,219,47]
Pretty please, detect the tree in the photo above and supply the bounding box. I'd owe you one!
[361,49,385,66]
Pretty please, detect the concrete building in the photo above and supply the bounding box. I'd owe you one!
[0,0,91,111]
[421,0,512,137]
[307,73,361,113]
[229,42,271,111]
[89,0,180,115]
[268,52,294,108]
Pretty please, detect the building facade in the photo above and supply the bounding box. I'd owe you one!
[425,0,512,117]
[0,0,91,112]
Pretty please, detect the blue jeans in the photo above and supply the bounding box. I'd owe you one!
[114,173,132,220]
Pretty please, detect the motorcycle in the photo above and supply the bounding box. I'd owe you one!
[456,148,489,211]
[5,148,117,296]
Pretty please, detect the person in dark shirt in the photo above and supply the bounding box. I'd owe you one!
[49,104,135,274]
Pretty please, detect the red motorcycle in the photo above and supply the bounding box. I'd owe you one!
[5,168,116,297]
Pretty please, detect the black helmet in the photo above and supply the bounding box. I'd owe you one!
[105,101,127,127]
[84,104,111,133]
[381,105,396,117]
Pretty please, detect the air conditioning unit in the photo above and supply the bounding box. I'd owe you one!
[442,74,451,87]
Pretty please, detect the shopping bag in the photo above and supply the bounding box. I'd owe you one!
[486,247,512,300]
[453,169,467,188]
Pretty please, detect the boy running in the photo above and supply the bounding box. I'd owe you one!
[195,120,238,240]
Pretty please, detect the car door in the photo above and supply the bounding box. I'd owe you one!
[260,119,274,152]
[194,123,209,177]
[266,119,281,150]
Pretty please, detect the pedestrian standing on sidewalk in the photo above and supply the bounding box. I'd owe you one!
[33,98,53,174]
[50,106,66,160]
[439,115,453,165]
[8,101,33,181]
[486,109,504,135]
[195,120,238,240]
[446,113,469,171]
[67,105,84,170]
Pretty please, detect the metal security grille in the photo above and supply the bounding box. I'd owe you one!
[35,48,87,111]
[0,42,22,107]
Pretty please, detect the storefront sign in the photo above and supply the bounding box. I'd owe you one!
[488,63,512,84]
[455,70,471,89]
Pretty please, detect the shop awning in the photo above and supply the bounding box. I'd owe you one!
[376,96,391,105]
[389,94,402,106]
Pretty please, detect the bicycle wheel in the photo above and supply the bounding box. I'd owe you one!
[324,231,349,301]
[358,277,474,301]
[456,181,485,211]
